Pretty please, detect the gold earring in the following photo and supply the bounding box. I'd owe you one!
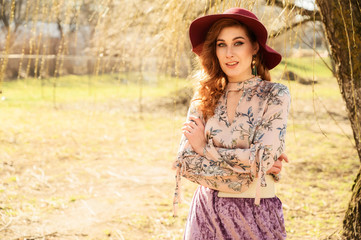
[252,54,257,76]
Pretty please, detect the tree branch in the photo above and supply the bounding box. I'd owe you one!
[266,0,321,20]
[269,17,313,39]
[293,27,334,74]
[196,0,225,16]
[56,17,63,38]
[0,0,10,30]
[14,0,23,32]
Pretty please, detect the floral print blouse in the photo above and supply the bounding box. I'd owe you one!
[173,77,291,215]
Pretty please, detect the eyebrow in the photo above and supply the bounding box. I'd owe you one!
[216,36,246,42]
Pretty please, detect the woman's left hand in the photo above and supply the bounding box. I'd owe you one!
[266,153,289,175]
[182,116,207,156]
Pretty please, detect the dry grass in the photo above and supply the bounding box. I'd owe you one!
[0,65,359,239]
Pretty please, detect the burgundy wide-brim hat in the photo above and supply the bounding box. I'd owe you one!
[189,8,282,70]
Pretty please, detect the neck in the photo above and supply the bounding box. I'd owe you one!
[228,75,255,83]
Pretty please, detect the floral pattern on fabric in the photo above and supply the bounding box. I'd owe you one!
[173,77,291,214]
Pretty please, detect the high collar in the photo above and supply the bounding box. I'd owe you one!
[225,76,262,92]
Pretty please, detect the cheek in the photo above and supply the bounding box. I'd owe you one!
[245,54,252,63]
[245,48,254,60]
[238,50,253,64]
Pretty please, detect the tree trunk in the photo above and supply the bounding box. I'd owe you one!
[344,171,361,238]
[316,0,361,238]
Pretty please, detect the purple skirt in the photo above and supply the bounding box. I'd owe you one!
[183,186,286,240]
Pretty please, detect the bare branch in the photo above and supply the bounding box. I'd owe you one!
[57,17,63,38]
[0,0,26,34]
[14,0,24,33]
[197,0,225,16]
[294,28,334,74]
[266,0,321,20]
[269,17,313,39]
[0,0,10,30]
[0,217,12,232]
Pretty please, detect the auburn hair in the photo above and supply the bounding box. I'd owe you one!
[192,18,271,121]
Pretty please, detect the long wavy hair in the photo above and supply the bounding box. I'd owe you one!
[192,18,271,121]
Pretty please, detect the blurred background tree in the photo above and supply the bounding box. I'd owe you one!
[1,0,329,80]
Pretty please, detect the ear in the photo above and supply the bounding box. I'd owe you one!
[252,42,259,55]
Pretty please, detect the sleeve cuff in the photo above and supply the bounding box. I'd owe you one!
[269,173,281,182]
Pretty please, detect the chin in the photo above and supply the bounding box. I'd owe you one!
[225,72,242,79]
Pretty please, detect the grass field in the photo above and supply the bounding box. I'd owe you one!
[0,57,359,239]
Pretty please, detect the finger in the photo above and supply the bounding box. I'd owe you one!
[276,160,283,167]
[267,166,281,175]
[183,124,201,134]
[278,153,289,163]
[182,126,193,132]
[183,122,195,129]
[182,130,191,137]
[273,168,281,174]
[189,121,197,128]
[189,116,203,128]
[270,167,280,174]
[188,116,198,125]
[272,164,282,171]
[273,160,282,167]
[275,161,282,169]
[267,167,277,174]
[282,154,289,163]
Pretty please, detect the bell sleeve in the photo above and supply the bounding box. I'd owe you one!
[173,100,240,215]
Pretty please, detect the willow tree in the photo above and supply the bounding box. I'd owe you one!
[268,0,360,237]
[314,0,361,238]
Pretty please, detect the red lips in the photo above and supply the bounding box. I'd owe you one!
[225,61,239,68]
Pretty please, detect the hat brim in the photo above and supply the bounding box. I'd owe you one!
[189,13,282,70]
[259,44,282,70]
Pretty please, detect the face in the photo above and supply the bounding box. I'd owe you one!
[216,25,259,82]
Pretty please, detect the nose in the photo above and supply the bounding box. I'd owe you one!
[226,46,233,58]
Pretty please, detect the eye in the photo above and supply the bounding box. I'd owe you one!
[234,41,244,46]
[217,42,226,47]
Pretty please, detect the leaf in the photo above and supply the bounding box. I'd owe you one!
[247,106,252,115]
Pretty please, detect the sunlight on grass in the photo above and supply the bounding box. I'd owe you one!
[0,57,358,239]
[1,73,189,107]
[272,56,333,79]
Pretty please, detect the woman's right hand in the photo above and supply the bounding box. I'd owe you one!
[266,153,289,175]
[182,116,207,156]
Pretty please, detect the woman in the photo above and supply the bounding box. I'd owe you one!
[173,8,291,240]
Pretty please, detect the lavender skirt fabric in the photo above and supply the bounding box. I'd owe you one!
[183,186,286,240]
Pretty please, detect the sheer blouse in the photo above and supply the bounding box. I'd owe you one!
[173,76,291,215]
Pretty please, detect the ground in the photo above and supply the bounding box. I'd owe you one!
[0,64,359,239]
